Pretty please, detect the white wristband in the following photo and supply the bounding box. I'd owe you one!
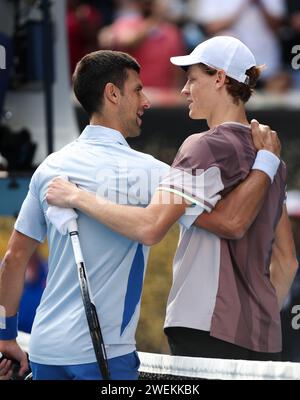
[252,150,280,183]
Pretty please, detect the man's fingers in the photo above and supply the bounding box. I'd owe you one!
[52,176,63,182]
[0,359,11,374]
[0,359,13,380]
[261,128,281,157]
[50,178,74,189]
[1,370,12,379]
[250,119,260,133]
[250,120,281,157]
[17,352,29,377]
[51,176,68,187]
[251,120,269,131]
[250,119,265,151]
[19,360,29,376]
[251,119,259,126]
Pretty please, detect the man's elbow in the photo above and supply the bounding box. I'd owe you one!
[287,257,299,276]
[232,223,248,240]
[221,221,247,240]
[1,250,17,271]
[277,256,299,285]
[139,225,164,246]
[1,247,31,271]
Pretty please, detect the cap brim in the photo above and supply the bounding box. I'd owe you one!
[170,55,200,67]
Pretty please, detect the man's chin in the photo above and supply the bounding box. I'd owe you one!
[189,110,205,120]
[189,110,197,120]
[128,127,141,138]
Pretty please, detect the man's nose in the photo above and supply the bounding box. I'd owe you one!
[181,83,189,96]
[142,93,151,109]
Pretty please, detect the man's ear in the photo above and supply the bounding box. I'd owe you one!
[215,70,227,89]
[104,82,120,104]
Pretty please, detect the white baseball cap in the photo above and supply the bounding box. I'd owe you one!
[170,36,256,85]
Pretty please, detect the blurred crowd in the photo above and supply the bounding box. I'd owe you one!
[67,0,300,93]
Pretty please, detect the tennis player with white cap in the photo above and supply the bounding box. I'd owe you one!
[170,35,256,85]
[47,36,298,361]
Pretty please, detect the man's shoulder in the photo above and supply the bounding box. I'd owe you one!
[204,124,252,152]
[32,151,61,175]
[181,126,235,152]
[30,147,71,188]
[181,129,213,149]
[128,147,169,169]
[174,124,250,170]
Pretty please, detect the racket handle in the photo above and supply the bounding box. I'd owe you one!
[67,219,78,233]
[68,220,84,264]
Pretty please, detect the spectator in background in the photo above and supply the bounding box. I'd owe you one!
[88,0,115,26]
[281,190,300,362]
[161,0,206,52]
[192,0,289,92]
[0,32,13,120]
[67,0,102,75]
[18,252,48,334]
[98,0,186,89]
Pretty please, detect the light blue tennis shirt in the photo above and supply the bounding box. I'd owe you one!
[15,125,169,365]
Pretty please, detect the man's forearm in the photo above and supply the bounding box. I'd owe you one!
[73,189,186,245]
[270,247,298,310]
[270,207,299,309]
[74,190,158,245]
[0,257,25,316]
[194,170,270,239]
[0,231,38,316]
[270,255,298,310]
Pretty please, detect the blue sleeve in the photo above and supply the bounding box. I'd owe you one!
[14,172,47,243]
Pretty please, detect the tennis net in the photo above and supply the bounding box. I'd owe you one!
[138,352,300,380]
[16,332,300,380]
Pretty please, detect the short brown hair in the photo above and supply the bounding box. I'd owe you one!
[199,63,263,105]
[73,50,140,118]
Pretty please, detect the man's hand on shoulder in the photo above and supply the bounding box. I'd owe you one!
[46,177,80,208]
[251,119,281,158]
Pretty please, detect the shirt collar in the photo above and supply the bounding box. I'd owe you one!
[79,125,130,147]
[219,121,250,129]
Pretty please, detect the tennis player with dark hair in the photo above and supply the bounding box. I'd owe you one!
[0,50,158,380]
[47,37,298,362]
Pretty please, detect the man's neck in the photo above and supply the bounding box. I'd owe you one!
[90,114,127,138]
[207,102,249,128]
